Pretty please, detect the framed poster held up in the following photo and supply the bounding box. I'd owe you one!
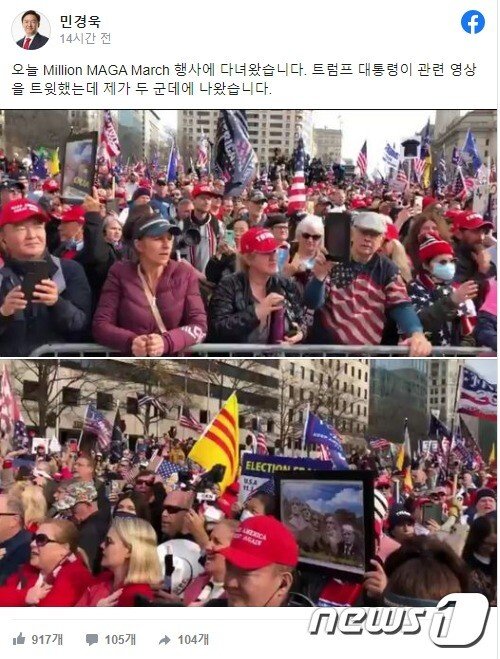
[275,470,375,582]
[60,131,98,203]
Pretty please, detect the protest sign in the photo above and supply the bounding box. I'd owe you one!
[239,453,332,503]
[61,131,98,201]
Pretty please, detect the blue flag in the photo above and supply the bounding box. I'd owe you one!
[168,144,178,182]
[31,150,48,179]
[461,129,482,174]
[304,412,349,470]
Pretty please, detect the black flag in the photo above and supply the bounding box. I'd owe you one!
[110,407,125,464]
[214,110,256,195]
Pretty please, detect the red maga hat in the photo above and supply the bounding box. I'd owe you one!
[219,515,299,570]
[0,199,47,227]
[239,227,280,254]
[60,205,85,225]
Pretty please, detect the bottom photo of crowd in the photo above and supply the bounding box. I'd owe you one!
[0,357,496,607]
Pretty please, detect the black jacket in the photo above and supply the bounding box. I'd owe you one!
[453,240,496,308]
[78,510,110,574]
[16,32,49,50]
[208,272,306,343]
[0,529,32,586]
[53,212,119,310]
[0,254,92,356]
[205,253,236,286]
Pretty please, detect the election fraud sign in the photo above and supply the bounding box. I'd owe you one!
[239,453,332,503]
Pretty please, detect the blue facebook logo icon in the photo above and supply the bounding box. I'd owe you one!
[461,10,486,34]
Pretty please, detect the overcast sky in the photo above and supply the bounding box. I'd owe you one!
[466,359,497,384]
[158,110,469,171]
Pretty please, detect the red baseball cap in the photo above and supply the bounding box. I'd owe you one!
[61,205,85,225]
[422,195,437,210]
[239,227,280,254]
[0,199,47,227]
[219,515,299,569]
[385,222,399,241]
[192,184,221,199]
[42,179,59,192]
[454,211,493,232]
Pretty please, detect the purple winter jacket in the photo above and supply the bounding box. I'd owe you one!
[92,260,207,355]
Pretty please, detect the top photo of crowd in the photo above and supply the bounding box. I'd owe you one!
[0,109,496,358]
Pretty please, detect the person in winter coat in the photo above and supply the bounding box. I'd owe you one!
[53,193,119,309]
[0,199,91,356]
[92,214,207,356]
[208,227,306,344]
[75,517,161,607]
[408,232,479,346]
[0,519,93,606]
[475,278,497,351]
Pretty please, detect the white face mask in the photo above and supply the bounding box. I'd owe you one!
[240,509,255,522]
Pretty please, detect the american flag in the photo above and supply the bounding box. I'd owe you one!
[156,459,181,480]
[457,367,496,421]
[83,404,112,451]
[453,165,467,199]
[413,120,431,182]
[318,443,333,462]
[137,393,168,416]
[180,407,203,432]
[254,419,268,455]
[99,110,120,163]
[435,147,447,194]
[356,140,368,178]
[396,162,409,187]
[321,263,410,345]
[367,436,391,451]
[196,134,209,169]
[0,365,27,449]
[13,419,29,450]
[287,136,307,213]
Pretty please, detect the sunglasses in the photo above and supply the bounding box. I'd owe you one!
[377,484,392,490]
[302,233,322,241]
[431,492,447,498]
[32,533,61,547]
[136,479,154,487]
[163,505,189,515]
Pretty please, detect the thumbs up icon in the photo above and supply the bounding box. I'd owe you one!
[13,633,26,645]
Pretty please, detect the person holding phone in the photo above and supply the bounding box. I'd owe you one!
[303,212,432,356]
[205,218,249,286]
[208,227,306,345]
[0,199,91,356]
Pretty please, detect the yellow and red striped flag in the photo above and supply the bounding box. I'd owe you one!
[188,393,239,494]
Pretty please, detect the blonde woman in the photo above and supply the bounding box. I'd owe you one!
[9,482,47,533]
[283,214,325,280]
[208,227,306,344]
[76,517,161,607]
[381,223,412,284]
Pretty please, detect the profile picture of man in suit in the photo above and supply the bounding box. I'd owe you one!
[17,10,49,50]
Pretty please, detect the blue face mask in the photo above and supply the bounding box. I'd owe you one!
[431,261,455,282]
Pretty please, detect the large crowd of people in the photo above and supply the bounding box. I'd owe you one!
[0,159,496,356]
[0,430,496,607]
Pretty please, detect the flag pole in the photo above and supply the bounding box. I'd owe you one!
[78,404,89,450]
[301,403,310,457]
